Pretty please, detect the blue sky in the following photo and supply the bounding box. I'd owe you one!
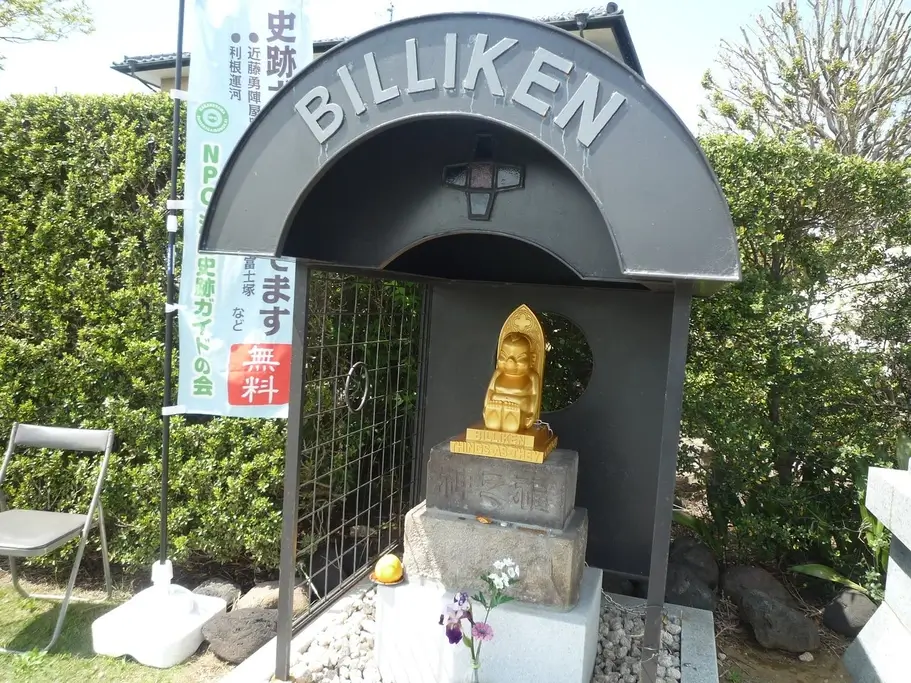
[0,0,769,131]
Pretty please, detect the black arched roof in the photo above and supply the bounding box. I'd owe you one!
[200,12,740,289]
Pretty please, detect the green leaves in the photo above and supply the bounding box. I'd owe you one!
[789,564,870,596]
[682,134,911,582]
[0,94,285,573]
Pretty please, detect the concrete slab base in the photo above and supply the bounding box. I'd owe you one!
[606,594,719,683]
[375,566,603,683]
[844,602,911,683]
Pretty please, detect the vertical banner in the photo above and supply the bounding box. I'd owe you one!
[177,0,312,417]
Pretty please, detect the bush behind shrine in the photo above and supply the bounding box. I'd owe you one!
[0,94,908,580]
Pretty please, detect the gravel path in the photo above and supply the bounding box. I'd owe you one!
[289,588,684,683]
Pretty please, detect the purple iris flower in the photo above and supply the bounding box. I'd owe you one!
[439,602,466,645]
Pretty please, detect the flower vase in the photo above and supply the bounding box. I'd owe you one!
[465,666,481,683]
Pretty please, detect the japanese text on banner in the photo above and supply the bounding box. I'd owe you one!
[176,0,312,417]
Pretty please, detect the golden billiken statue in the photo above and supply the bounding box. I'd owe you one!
[484,331,541,432]
[451,305,557,463]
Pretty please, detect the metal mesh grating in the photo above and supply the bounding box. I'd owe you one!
[292,270,425,625]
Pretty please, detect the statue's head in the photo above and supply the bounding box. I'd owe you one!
[497,332,532,376]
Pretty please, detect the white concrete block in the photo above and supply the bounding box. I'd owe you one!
[864,468,895,529]
[375,566,602,683]
[865,467,911,549]
[844,602,911,683]
[884,538,911,635]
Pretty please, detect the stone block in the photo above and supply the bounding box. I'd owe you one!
[403,501,587,609]
[374,566,602,683]
[425,441,578,529]
[865,467,911,549]
[844,602,911,683]
[885,538,911,635]
[865,467,896,530]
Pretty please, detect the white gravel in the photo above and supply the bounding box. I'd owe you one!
[287,588,684,683]
[289,588,384,683]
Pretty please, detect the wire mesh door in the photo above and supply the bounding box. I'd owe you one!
[294,271,425,623]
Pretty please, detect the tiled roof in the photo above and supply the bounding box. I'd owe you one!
[112,6,633,72]
[537,5,620,23]
[114,52,189,66]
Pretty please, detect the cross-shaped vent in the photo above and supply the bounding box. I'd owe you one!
[442,134,525,221]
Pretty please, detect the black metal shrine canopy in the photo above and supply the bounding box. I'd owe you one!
[199,12,740,292]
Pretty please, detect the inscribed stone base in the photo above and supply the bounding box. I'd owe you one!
[425,442,578,529]
[374,566,602,683]
[403,501,587,609]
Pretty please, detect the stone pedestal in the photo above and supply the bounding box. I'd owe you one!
[845,467,911,682]
[407,440,588,611]
[374,567,602,683]
[403,501,588,609]
[426,443,579,529]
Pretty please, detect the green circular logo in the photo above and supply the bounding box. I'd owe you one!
[196,102,229,134]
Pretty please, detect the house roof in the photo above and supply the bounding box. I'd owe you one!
[111,6,643,85]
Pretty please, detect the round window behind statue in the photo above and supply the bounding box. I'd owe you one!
[537,311,593,413]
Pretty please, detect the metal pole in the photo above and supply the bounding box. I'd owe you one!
[161,0,187,566]
[276,263,312,681]
[640,281,693,683]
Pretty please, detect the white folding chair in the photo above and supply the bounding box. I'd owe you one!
[0,423,114,653]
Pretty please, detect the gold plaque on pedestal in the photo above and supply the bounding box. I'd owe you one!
[451,422,558,464]
[449,304,558,464]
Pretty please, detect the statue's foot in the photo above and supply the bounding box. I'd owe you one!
[502,413,520,433]
[484,409,501,431]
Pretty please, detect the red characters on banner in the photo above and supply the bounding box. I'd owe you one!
[228,343,292,406]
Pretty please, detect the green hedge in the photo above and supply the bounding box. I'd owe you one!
[0,94,285,572]
[1,95,908,586]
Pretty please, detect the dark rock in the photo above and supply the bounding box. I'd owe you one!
[740,589,820,653]
[665,562,716,611]
[823,589,876,638]
[670,537,719,589]
[202,608,278,664]
[193,578,242,608]
[722,565,796,608]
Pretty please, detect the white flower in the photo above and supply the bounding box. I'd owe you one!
[493,560,505,570]
[506,565,517,579]
[489,573,507,590]
[502,557,515,567]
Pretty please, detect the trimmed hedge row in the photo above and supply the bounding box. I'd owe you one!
[0,94,285,572]
[1,95,907,587]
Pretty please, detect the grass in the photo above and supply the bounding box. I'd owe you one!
[0,574,230,683]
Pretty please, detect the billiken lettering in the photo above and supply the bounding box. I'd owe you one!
[295,33,627,148]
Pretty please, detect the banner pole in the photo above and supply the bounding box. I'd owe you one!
[162,0,187,567]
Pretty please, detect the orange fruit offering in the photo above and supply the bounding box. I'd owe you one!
[374,554,403,584]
